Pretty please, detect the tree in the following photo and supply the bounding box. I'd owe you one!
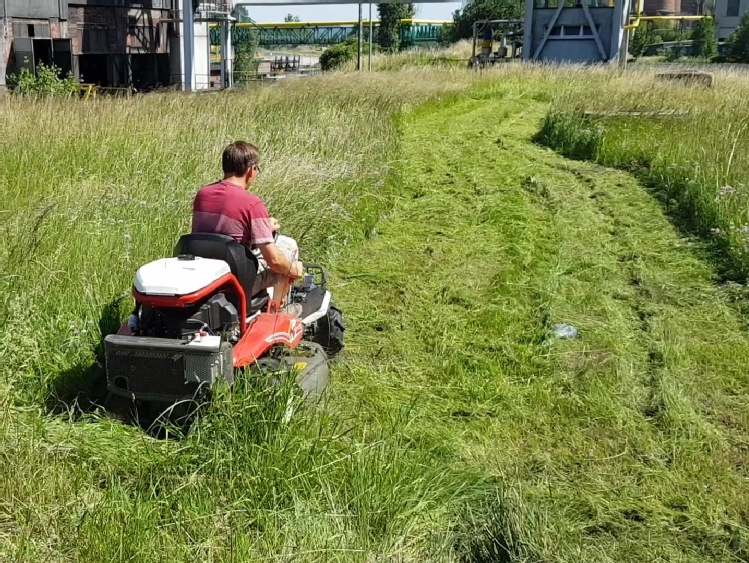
[377,3,414,52]
[691,16,717,59]
[724,12,749,63]
[628,26,664,57]
[233,28,259,85]
[444,0,523,43]
[284,13,301,22]
[234,6,252,22]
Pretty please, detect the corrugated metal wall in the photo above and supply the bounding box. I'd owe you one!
[1,0,68,19]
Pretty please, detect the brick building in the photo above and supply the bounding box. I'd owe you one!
[2,0,183,92]
[67,0,177,89]
[0,1,73,92]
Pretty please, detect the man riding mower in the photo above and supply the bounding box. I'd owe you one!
[102,142,344,426]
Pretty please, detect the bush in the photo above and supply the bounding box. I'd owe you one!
[8,62,79,98]
[691,17,718,59]
[320,40,358,71]
[320,38,376,71]
[724,12,749,63]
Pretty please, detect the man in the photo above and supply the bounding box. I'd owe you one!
[191,141,304,317]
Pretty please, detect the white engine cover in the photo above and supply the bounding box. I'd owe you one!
[134,256,231,296]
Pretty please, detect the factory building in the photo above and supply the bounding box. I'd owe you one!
[67,0,176,90]
[715,0,748,39]
[1,0,225,93]
[0,1,72,92]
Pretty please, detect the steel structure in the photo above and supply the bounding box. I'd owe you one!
[210,19,447,47]
[521,0,711,64]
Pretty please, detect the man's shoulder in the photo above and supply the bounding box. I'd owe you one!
[194,181,267,215]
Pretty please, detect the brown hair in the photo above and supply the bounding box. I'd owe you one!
[221,141,259,176]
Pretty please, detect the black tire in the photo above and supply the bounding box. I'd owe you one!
[313,305,345,358]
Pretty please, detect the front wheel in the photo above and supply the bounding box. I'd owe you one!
[313,305,345,357]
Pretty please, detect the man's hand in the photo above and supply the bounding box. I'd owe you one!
[257,241,303,279]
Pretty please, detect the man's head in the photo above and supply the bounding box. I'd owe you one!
[221,141,260,187]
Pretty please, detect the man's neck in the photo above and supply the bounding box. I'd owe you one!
[223,175,247,189]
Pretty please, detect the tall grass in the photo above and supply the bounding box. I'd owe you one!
[535,66,749,280]
[338,40,474,72]
[4,59,749,560]
[0,70,473,406]
[1,68,518,561]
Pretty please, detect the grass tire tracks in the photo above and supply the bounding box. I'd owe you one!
[332,87,749,562]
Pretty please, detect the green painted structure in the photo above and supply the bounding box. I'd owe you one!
[210,20,446,47]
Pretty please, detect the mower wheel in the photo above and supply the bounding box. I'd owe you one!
[314,305,345,357]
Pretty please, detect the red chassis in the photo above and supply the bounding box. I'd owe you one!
[116,272,304,369]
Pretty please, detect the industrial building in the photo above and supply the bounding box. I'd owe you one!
[1,0,230,93]
[714,0,748,39]
[0,1,72,92]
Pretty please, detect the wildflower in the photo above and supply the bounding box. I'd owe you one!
[718,185,737,197]
[711,228,722,236]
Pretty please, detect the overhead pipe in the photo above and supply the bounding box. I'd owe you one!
[623,0,711,30]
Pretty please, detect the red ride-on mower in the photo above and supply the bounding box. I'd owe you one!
[103,232,344,426]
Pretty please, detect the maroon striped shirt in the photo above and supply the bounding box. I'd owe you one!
[191,180,274,248]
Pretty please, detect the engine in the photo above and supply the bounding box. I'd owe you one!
[130,255,240,340]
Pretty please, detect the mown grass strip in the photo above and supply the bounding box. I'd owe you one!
[332,82,749,561]
[534,71,749,284]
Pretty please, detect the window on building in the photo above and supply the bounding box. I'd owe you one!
[726,0,741,16]
[549,24,595,37]
[11,21,50,38]
[81,24,108,53]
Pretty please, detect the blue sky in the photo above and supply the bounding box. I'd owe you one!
[246,2,463,22]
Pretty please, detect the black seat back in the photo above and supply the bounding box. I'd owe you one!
[173,233,258,300]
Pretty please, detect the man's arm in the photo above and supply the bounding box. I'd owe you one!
[257,241,303,279]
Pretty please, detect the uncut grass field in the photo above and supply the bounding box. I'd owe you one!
[2,62,749,561]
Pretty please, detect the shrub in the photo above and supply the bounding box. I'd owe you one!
[320,38,376,71]
[691,17,718,59]
[8,62,79,98]
[320,40,358,70]
[724,12,749,63]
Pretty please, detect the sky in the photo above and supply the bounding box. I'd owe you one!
[245,2,463,23]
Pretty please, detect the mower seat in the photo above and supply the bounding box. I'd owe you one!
[173,233,269,313]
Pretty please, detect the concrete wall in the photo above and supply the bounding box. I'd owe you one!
[194,21,211,88]
[715,0,748,39]
[1,0,68,19]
